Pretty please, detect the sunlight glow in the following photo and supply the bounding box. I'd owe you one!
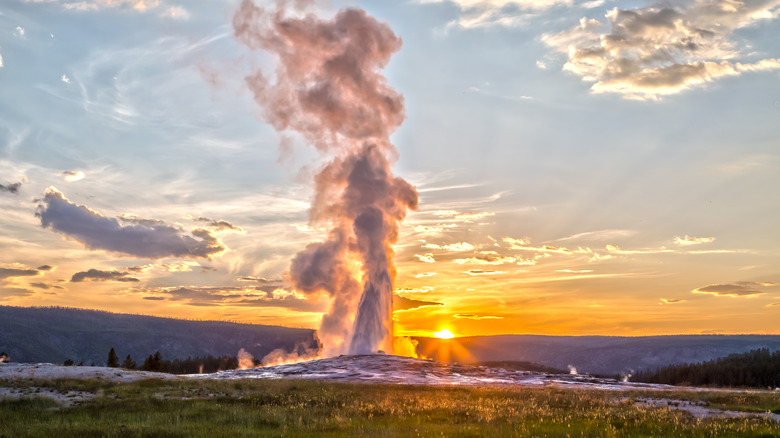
[433,329,455,339]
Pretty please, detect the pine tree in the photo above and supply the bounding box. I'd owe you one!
[107,347,120,368]
[122,354,136,370]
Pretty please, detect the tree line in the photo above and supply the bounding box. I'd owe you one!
[62,348,258,374]
[633,348,780,388]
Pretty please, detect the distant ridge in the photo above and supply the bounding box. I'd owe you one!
[0,306,318,365]
[415,334,780,376]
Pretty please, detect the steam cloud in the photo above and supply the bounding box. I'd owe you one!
[233,1,418,357]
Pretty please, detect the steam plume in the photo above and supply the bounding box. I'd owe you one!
[233,1,417,357]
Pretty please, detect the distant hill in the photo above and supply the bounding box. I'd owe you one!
[415,334,780,376]
[0,306,318,366]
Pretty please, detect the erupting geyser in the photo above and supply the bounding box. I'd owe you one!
[233,0,417,357]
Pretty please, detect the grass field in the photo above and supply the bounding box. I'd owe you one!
[1,377,779,437]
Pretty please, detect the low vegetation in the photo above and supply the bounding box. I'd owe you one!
[1,377,778,437]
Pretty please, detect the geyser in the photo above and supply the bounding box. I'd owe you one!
[233,0,417,357]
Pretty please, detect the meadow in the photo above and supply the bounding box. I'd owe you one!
[1,377,779,437]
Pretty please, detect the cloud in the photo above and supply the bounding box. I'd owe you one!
[135,286,321,311]
[0,266,40,281]
[660,298,685,304]
[187,216,244,233]
[0,53,4,68]
[542,0,780,100]
[415,253,436,263]
[394,295,444,311]
[454,313,504,320]
[768,302,780,307]
[61,74,71,84]
[0,181,22,194]
[30,282,64,290]
[0,287,35,299]
[464,269,506,275]
[71,269,140,283]
[414,272,437,278]
[422,242,475,251]
[36,187,225,259]
[455,254,517,265]
[24,0,189,19]
[420,0,573,28]
[37,265,55,271]
[59,170,84,182]
[14,26,25,38]
[674,235,715,246]
[553,229,636,242]
[692,281,773,297]
[433,210,494,221]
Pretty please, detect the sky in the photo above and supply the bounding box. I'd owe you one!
[1,0,779,339]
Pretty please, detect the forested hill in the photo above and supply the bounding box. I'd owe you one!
[0,306,318,366]
[633,348,780,388]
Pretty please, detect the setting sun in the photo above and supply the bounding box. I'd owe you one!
[433,329,455,339]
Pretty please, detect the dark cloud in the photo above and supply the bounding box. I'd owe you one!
[37,265,54,271]
[30,282,64,290]
[0,267,39,280]
[692,281,771,297]
[767,302,780,307]
[393,295,444,311]
[0,181,22,194]
[37,188,225,259]
[71,269,140,283]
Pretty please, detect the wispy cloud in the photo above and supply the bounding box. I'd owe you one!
[394,295,444,311]
[422,242,475,252]
[674,235,715,246]
[660,298,686,304]
[37,187,225,259]
[464,269,505,276]
[454,313,504,320]
[693,281,774,297]
[542,0,780,100]
[419,0,573,28]
[133,285,321,311]
[59,170,84,182]
[24,0,189,19]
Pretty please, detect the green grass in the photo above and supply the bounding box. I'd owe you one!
[1,378,779,437]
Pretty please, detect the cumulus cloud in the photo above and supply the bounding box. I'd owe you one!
[394,295,444,311]
[454,313,504,319]
[420,0,573,28]
[71,268,140,282]
[693,281,774,297]
[0,181,22,194]
[36,188,225,259]
[542,0,780,100]
[674,235,715,245]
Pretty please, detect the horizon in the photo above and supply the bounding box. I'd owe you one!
[1,0,779,342]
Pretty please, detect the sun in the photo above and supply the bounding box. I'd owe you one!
[433,329,455,339]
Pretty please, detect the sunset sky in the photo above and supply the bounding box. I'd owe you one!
[1,0,779,339]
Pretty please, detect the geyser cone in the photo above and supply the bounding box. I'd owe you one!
[234,1,417,357]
